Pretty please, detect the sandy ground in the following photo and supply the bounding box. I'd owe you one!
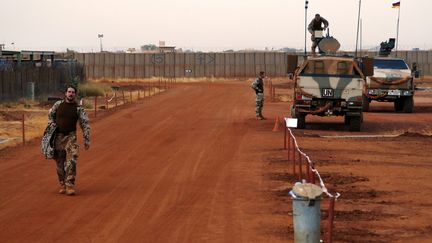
[0,80,431,242]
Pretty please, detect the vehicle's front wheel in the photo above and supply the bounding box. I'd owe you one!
[348,116,361,132]
[362,94,370,112]
[294,111,306,129]
[402,96,414,113]
[344,115,350,125]
[394,99,403,112]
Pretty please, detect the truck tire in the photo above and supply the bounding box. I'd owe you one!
[362,94,370,112]
[394,99,403,112]
[344,115,350,125]
[349,116,361,132]
[294,111,306,129]
[402,96,414,113]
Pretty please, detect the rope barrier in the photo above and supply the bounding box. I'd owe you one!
[287,127,340,199]
[107,93,116,102]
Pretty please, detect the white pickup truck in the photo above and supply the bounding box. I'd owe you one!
[363,57,414,112]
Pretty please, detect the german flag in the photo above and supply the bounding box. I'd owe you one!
[392,1,400,8]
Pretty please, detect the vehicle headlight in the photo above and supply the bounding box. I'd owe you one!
[301,95,312,101]
[368,89,378,95]
[403,90,411,96]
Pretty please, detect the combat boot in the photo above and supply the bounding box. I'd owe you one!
[66,186,76,196]
[58,185,66,194]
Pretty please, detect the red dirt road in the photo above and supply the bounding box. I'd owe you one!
[1,81,431,242]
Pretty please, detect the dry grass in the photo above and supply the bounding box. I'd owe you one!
[0,101,48,150]
[0,84,166,150]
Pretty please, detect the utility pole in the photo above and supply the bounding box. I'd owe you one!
[355,0,362,58]
[304,0,309,57]
[98,34,104,52]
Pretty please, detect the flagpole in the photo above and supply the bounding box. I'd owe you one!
[396,6,400,53]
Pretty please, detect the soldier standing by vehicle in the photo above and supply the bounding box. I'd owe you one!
[251,71,266,120]
[308,14,329,54]
[47,85,90,195]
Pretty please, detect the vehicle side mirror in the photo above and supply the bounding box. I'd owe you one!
[287,55,298,74]
[362,57,374,77]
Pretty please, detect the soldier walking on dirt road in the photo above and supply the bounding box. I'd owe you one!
[308,13,329,54]
[46,85,90,195]
[251,71,266,120]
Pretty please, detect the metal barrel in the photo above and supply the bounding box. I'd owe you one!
[293,197,321,243]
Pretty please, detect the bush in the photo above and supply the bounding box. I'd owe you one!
[78,83,105,97]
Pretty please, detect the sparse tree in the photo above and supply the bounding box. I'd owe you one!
[140,44,158,52]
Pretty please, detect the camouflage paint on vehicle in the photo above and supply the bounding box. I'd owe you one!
[294,56,365,106]
[292,56,366,131]
[298,76,363,102]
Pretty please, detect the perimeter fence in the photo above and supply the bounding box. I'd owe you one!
[0,61,84,101]
[75,50,432,80]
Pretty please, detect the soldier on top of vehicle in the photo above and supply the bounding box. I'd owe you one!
[308,14,329,54]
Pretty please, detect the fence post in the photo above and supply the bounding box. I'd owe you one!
[293,144,296,165]
[94,96,97,117]
[105,93,109,110]
[122,91,125,104]
[22,113,25,146]
[287,134,291,160]
[284,120,287,150]
[115,91,118,108]
[149,82,152,97]
[311,163,316,184]
[292,139,296,176]
[298,152,302,181]
[327,197,336,243]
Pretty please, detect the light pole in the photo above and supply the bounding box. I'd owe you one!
[98,34,104,52]
[355,0,362,58]
[304,0,309,56]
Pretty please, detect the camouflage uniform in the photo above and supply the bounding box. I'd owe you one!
[308,16,329,53]
[48,100,90,187]
[251,77,265,118]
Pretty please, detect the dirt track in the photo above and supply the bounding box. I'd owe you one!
[0,81,431,242]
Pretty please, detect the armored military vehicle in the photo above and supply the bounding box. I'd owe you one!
[363,39,414,112]
[289,35,373,131]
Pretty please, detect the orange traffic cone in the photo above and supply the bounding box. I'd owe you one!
[272,116,281,132]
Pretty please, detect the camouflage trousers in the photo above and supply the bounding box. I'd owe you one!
[53,132,79,187]
[255,93,264,117]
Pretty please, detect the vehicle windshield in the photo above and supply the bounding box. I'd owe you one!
[301,59,361,76]
[374,59,409,69]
